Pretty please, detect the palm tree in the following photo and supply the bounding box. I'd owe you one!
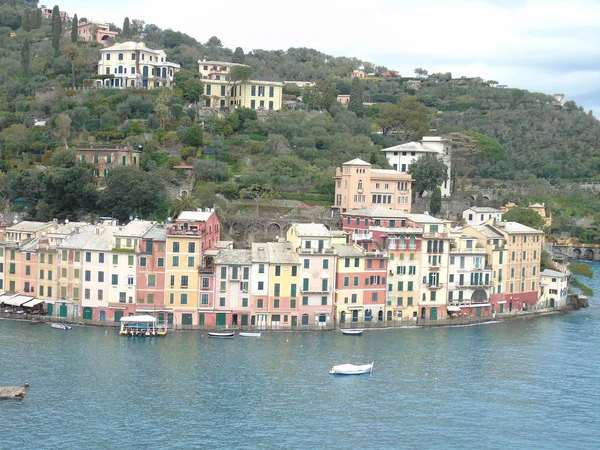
[64,46,80,90]
[169,192,199,219]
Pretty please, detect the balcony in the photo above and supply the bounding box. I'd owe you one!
[423,232,449,239]
[300,288,330,294]
[298,247,335,255]
[450,248,488,254]
[365,250,387,258]
[167,226,205,237]
[429,266,440,272]
[352,232,372,242]
[422,283,445,290]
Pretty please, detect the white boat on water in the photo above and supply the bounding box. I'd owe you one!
[341,329,363,336]
[51,323,72,330]
[239,332,262,338]
[208,332,235,338]
[330,362,374,375]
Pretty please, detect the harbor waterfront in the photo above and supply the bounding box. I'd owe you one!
[0,271,598,449]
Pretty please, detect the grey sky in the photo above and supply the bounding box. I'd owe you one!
[59,0,600,114]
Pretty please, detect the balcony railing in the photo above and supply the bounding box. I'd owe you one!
[365,250,387,258]
[422,283,445,290]
[298,247,335,255]
[450,248,488,254]
[167,227,205,236]
[352,232,372,242]
[300,288,330,294]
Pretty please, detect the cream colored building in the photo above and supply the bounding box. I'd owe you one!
[538,269,568,309]
[334,158,412,213]
[96,41,181,89]
[381,136,452,197]
[198,60,283,111]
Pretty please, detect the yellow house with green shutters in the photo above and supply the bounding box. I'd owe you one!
[199,60,283,111]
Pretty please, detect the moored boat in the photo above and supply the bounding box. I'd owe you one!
[341,329,363,336]
[208,331,235,338]
[51,323,72,330]
[329,362,374,375]
[119,315,167,337]
[239,332,262,338]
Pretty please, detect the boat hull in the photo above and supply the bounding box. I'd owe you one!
[330,363,373,375]
[341,329,363,336]
[51,324,72,330]
[239,332,261,338]
[208,332,234,338]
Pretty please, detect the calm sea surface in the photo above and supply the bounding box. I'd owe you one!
[1,266,599,450]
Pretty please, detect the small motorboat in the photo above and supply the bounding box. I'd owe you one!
[330,362,374,375]
[341,329,363,336]
[51,323,72,330]
[208,332,234,338]
[239,332,262,338]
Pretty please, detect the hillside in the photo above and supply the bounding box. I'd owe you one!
[1,1,600,241]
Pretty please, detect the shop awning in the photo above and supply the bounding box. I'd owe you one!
[459,303,490,308]
[1,294,34,307]
[347,306,364,310]
[22,298,45,308]
[447,305,461,312]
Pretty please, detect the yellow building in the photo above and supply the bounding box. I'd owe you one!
[198,60,283,111]
[164,210,221,327]
[462,219,543,313]
[75,145,141,188]
[96,41,181,89]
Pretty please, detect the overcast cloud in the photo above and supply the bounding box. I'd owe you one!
[59,0,600,114]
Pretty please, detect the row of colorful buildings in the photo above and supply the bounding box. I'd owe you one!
[0,202,566,329]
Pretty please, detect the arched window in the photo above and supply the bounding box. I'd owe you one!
[358,180,363,190]
[409,235,415,249]
[439,241,444,252]
[400,235,406,248]
[118,65,123,74]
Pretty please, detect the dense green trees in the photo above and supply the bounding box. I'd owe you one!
[502,206,545,230]
[408,154,449,196]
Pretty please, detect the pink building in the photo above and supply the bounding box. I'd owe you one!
[334,158,412,213]
[136,224,167,316]
[41,7,70,22]
[65,21,118,45]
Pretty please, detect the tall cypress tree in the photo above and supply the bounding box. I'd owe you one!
[348,77,364,117]
[22,9,31,32]
[21,39,30,77]
[122,17,131,38]
[51,5,62,54]
[70,14,78,43]
[430,187,442,216]
[31,8,42,29]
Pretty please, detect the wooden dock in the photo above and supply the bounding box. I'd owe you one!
[0,384,29,400]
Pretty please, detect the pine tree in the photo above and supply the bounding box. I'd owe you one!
[21,39,30,77]
[430,187,442,216]
[122,17,131,38]
[70,14,78,43]
[348,77,364,117]
[51,5,62,54]
[22,9,31,32]
[232,47,245,64]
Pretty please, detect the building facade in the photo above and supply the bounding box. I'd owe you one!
[75,146,141,188]
[198,60,283,111]
[381,136,452,197]
[96,42,181,89]
[65,21,118,45]
[334,158,412,213]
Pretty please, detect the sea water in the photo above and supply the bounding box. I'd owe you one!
[1,266,599,449]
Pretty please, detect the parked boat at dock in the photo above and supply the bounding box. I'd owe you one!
[330,362,374,375]
[119,315,167,337]
[208,331,235,338]
[51,323,72,330]
[239,332,262,338]
[341,329,363,336]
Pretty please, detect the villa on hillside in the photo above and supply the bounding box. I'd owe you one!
[65,21,118,46]
[198,60,283,111]
[95,42,180,89]
[380,135,452,197]
[75,145,140,188]
[333,158,412,213]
